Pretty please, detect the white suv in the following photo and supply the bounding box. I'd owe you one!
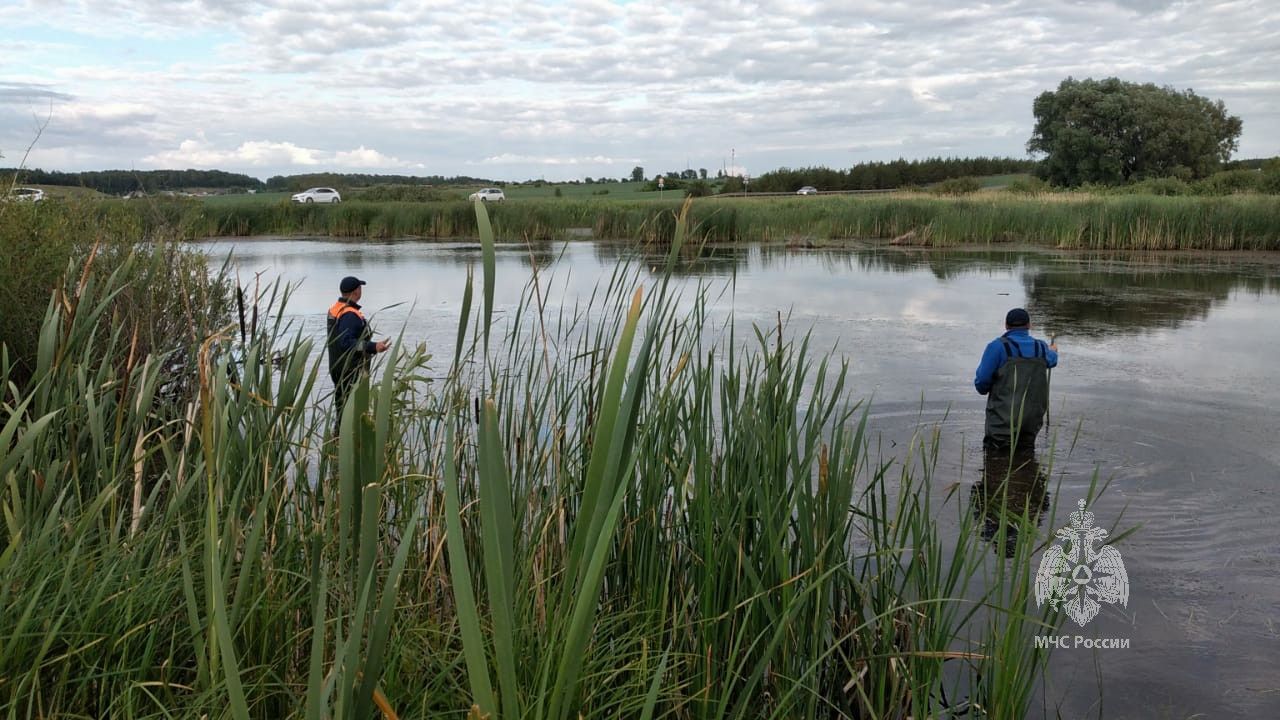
[291,187,341,203]
[468,188,505,202]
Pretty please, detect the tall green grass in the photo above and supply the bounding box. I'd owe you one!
[68,192,1280,250]
[716,193,1280,249]
[0,196,231,388]
[1,201,1068,717]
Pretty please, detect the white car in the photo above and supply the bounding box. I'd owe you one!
[796,186,818,195]
[291,187,341,204]
[7,187,45,203]
[468,188,506,202]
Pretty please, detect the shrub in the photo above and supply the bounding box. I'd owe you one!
[1194,169,1262,195]
[719,176,745,194]
[1122,177,1191,196]
[929,177,982,195]
[0,198,232,389]
[1005,176,1050,195]
[686,180,713,197]
[1259,171,1280,194]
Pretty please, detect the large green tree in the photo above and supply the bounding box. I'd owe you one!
[1027,77,1242,186]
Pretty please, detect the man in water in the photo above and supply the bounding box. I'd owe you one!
[327,275,390,428]
[974,307,1058,449]
[971,444,1051,558]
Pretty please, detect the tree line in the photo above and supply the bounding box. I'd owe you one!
[1,168,265,195]
[749,157,1039,193]
[1,168,500,196]
[262,173,494,192]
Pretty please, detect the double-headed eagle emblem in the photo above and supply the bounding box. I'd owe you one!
[1035,499,1129,627]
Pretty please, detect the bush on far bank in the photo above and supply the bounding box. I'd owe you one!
[929,177,982,196]
[0,198,232,391]
[1010,167,1280,197]
[1193,169,1268,195]
[1004,176,1051,195]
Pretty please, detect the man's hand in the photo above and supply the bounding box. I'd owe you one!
[375,340,391,353]
[1049,343,1058,352]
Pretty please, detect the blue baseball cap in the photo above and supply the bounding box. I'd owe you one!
[339,276,366,293]
[1005,307,1031,327]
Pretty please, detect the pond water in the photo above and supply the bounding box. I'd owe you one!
[203,237,1280,719]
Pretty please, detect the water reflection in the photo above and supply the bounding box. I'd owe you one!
[607,243,1280,337]
[837,247,1026,280]
[969,445,1051,558]
[1023,261,1277,337]
[374,241,562,269]
[592,242,749,276]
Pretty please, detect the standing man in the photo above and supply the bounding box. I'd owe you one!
[974,308,1059,450]
[327,276,390,426]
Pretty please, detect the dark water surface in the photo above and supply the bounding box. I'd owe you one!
[204,238,1280,719]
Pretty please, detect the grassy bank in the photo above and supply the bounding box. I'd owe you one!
[51,191,1280,250]
[720,192,1280,250]
[0,204,1063,718]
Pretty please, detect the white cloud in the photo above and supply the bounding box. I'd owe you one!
[141,136,419,171]
[333,145,423,169]
[143,137,320,167]
[476,153,636,166]
[1,0,1277,179]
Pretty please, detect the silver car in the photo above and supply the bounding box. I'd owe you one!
[796,186,818,195]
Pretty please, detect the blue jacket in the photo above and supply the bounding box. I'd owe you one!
[326,299,377,380]
[974,328,1058,395]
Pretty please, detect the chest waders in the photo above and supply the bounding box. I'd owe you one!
[985,337,1050,450]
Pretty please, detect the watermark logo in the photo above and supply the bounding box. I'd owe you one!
[1035,499,1129,627]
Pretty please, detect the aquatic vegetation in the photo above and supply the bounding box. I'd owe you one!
[0,202,1063,718]
[22,190,1280,251]
[185,193,1280,250]
[0,197,232,387]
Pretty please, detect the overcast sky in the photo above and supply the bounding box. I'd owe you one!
[2,0,1276,182]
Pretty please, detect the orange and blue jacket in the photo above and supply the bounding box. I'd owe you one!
[326,298,375,379]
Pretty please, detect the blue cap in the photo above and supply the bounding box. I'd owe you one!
[339,276,366,293]
[1005,307,1030,327]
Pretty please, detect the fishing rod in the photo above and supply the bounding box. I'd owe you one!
[1044,332,1059,442]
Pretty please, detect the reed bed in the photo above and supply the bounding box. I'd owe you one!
[118,192,1278,250]
[1,202,1063,718]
